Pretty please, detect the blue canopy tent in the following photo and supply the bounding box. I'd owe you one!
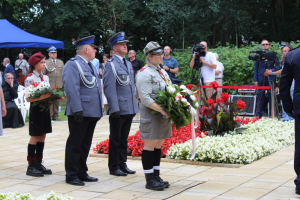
[0,19,64,49]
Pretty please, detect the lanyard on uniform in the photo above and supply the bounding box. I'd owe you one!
[145,64,171,86]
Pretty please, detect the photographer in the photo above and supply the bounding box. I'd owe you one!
[190,41,217,100]
[254,40,280,118]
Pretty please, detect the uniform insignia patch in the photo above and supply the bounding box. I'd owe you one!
[140,68,145,72]
[70,57,76,61]
[81,60,85,64]
[122,75,125,79]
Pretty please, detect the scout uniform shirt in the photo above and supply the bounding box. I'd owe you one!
[136,62,172,107]
[43,59,64,88]
[25,70,50,87]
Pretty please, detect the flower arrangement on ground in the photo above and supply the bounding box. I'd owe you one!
[25,81,64,111]
[168,118,294,164]
[0,191,73,200]
[152,84,200,130]
[200,81,247,135]
[94,117,258,157]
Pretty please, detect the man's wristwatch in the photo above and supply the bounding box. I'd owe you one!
[168,68,170,72]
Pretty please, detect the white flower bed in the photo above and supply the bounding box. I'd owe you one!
[167,119,294,164]
[0,191,73,200]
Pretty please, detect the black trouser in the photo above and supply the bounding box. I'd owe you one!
[65,116,100,179]
[109,114,135,171]
[295,115,300,189]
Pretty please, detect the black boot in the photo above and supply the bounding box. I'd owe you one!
[35,158,52,175]
[145,173,166,191]
[154,169,170,188]
[26,161,44,177]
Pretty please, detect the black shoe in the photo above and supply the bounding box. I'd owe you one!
[35,159,52,175]
[26,161,44,177]
[145,173,166,191]
[110,169,128,176]
[296,189,300,195]
[120,166,136,174]
[66,178,85,186]
[79,175,98,182]
[154,170,170,188]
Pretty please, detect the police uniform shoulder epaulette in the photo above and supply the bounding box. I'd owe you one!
[290,46,300,52]
[107,58,114,62]
[27,73,33,76]
[70,57,77,61]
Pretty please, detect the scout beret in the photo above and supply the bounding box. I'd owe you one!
[28,52,44,66]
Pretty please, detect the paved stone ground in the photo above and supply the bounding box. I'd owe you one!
[0,116,298,200]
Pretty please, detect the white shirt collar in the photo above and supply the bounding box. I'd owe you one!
[33,70,43,77]
[50,58,56,63]
[115,54,125,62]
[77,55,88,63]
[5,63,9,67]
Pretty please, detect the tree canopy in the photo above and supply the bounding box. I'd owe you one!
[1,0,300,61]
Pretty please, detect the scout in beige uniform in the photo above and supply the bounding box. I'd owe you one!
[136,41,172,191]
[44,46,64,120]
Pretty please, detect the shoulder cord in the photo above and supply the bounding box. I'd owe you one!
[74,60,97,89]
[144,64,171,86]
[110,62,130,86]
[45,63,56,72]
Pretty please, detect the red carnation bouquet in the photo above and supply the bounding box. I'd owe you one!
[199,81,247,135]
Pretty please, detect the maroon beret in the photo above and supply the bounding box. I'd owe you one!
[28,52,44,66]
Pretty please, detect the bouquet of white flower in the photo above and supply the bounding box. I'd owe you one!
[152,84,200,130]
[25,81,64,111]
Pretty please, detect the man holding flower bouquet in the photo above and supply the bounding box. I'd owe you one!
[25,52,65,177]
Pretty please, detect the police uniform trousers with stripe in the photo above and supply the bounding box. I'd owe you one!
[65,116,100,179]
[139,103,172,140]
[109,114,135,171]
[29,104,52,136]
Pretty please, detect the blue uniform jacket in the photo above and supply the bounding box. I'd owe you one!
[254,56,279,84]
[280,47,300,115]
[62,55,103,118]
[103,55,139,115]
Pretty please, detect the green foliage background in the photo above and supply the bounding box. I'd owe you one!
[136,41,300,92]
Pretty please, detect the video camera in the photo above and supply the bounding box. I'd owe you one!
[191,44,206,70]
[249,50,277,64]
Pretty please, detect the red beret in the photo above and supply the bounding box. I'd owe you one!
[28,52,44,66]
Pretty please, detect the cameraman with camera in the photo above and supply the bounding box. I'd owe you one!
[190,41,217,100]
[253,40,280,118]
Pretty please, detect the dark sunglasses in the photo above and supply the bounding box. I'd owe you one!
[262,44,270,46]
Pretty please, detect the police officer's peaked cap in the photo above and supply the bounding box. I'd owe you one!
[143,41,163,55]
[280,43,287,49]
[74,35,97,48]
[48,46,57,53]
[107,32,129,46]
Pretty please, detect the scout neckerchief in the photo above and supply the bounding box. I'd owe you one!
[145,63,171,86]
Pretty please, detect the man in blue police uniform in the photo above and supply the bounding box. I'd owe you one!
[280,47,300,195]
[62,35,103,186]
[254,39,280,118]
[103,32,139,176]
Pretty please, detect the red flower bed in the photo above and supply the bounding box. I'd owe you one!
[94,117,259,157]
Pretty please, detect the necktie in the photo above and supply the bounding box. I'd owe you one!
[88,62,95,74]
[123,58,128,68]
[39,74,44,81]
[52,60,55,64]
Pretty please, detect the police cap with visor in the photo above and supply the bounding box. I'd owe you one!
[107,32,129,46]
[74,35,97,48]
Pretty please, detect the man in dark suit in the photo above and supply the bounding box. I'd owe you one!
[103,32,139,176]
[280,46,300,195]
[2,58,18,85]
[62,35,103,186]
